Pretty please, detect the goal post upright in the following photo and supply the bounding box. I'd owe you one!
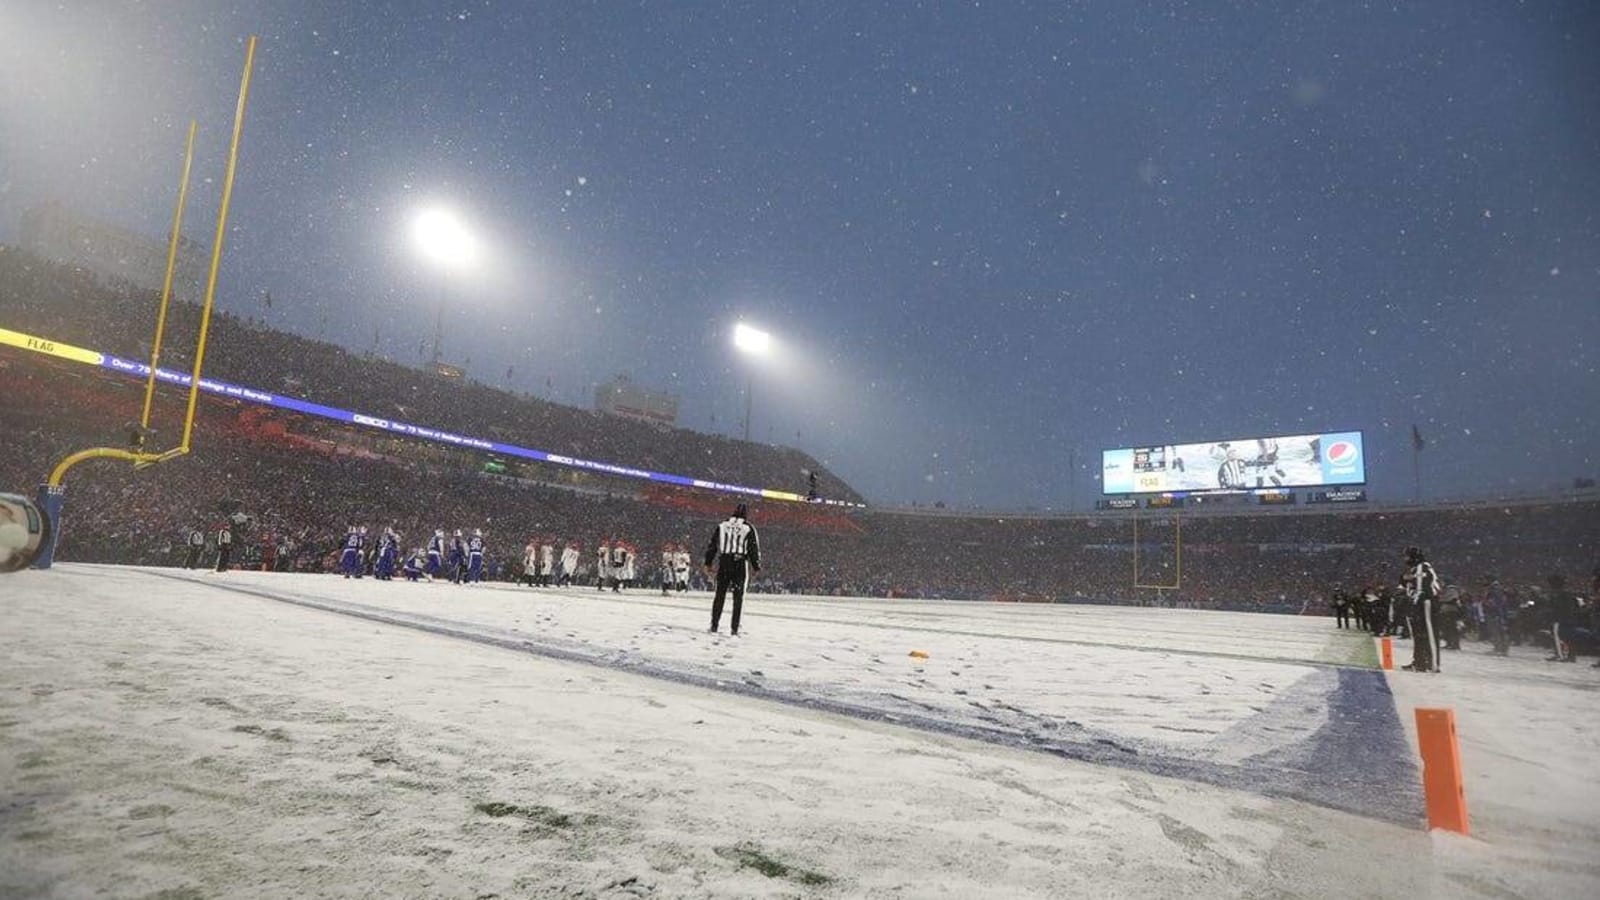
[140,119,198,434]
[33,37,258,569]
[181,35,257,454]
[1132,509,1182,596]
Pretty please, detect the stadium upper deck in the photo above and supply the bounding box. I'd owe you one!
[0,246,862,506]
[4,247,1597,606]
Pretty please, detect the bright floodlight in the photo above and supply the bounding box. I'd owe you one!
[412,208,480,268]
[733,322,771,356]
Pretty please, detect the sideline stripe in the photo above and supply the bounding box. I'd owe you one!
[132,568,1421,825]
[503,587,1381,671]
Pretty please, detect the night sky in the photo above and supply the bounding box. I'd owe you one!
[2,1,1596,509]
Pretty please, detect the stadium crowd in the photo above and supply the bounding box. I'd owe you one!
[4,354,1595,618]
[0,247,857,505]
[3,250,1596,642]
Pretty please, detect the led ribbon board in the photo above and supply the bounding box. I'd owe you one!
[1,326,859,507]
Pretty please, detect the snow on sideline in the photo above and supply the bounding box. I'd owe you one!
[3,564,1434,899]
[128,566,1418,825]
[1383,632,1600,900]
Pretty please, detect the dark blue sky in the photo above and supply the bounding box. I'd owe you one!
[2,1,1597,508]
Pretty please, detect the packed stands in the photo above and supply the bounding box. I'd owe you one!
[4,352,1596,611]
[0,246,860,505]
[3,248,1597,610]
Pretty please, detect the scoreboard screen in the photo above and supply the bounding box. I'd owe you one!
[1103,430,1364,495]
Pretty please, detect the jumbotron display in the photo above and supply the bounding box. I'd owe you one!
[1102,430,1365,495]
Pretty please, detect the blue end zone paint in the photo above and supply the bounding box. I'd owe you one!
[137,570,1421,826]
[1314,669,1421,822]
[1237,667,1422,826]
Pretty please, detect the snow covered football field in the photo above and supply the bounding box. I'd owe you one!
[3,565,1596,898]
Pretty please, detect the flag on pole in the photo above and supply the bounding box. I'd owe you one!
[1412,424,1426,451]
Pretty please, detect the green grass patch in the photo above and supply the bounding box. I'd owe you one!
[715,843,832,886]
[231,724,291,742]
[136,887,205,900]
[474,801,586,829]
[1315,631,1381,668]
[128,804,175,820]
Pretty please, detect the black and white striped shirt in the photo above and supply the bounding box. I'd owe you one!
[705,517,760,568]
[1217,458,1247,489]
[1406,561,1439,602]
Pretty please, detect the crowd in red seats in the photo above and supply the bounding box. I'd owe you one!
[4,249,1596,610]
[4,354,1594,611]
[0,247,857,505]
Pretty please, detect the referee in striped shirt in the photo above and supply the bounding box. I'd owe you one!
[704,503,761,636]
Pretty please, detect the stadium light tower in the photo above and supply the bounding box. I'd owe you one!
[733,322,771,442]
[411,207,480,366]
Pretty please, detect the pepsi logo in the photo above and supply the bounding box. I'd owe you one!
[1326,440,1360,468]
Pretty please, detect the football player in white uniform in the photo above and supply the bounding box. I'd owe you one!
[522,539,539,587]
[673,545,692,592]
[538,540,555,586]
[614,542,635,591]
[560,542,580,586]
